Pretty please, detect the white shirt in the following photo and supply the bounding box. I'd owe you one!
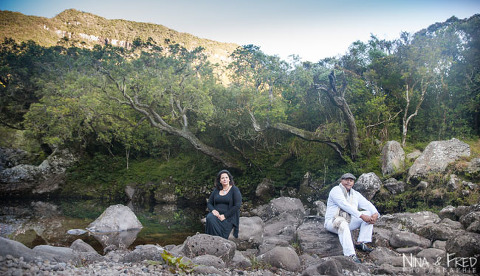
[324,185,379,222]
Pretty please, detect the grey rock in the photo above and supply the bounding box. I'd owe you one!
[70,239,97,254]
[231,250,251,269]
[369,246,400,266]
[302,255,370,276]
[408,138,470,182]
[119,244,165,263]
[192,254,225,269]
[439,205,457,220]
[87,204,143,232]
[383,178,405,195]
[255,178,275,203]
[354,172,382,200]
[389,229,431,248]
[229,216,263,250]
[252,197,306,222]
[447,174,460,191]
[312,200,326,216]
[296,216,343,256]
[258,246,300,272]
[416,248,445,265]
[381,141,405,176]
[181,233,236,264]
[446,230,480,258]
[459,211,480,232]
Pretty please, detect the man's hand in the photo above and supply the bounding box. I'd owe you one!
[360,213,379,224]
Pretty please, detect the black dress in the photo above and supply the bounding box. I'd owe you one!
[205,186,242,239]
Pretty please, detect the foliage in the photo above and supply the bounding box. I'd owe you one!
[1,13,480,205]
[161,250,195,274]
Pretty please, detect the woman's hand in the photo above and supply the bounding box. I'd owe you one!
[218,214,225,221]
[212,210,220,217]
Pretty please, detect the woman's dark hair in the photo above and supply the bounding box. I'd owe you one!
[215,169,235,190]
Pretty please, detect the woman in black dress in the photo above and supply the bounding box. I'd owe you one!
[205,169,242,239]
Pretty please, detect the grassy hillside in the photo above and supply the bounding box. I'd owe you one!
[0,9,239,66]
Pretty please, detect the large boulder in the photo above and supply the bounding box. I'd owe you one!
[181,233,236,264]
[229,216,263,250]
[0,148,78,196]
[381,141,405,176]
[389,229,431,249]
[87,204,143,232]
[446,230,480,258]
[296,216,343,257]
[408,138,470,182]
[354,172,382,200]
[252,197,306,221]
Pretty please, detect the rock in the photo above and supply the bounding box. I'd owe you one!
[70,239,97,254]
[262,212,301,243]
[395,246,423,255]
[383,178,405,195]
[296,216,342,257]
[67,229,88,235]
[408,138,470,182]
[447,174,460,191]
[381,141,405,176]
[32,245,75,263]
[376,211,441,234]
[0,149,78,196]
[433,240,447,250]
[229,216,263,250]
[192,254,225,268]
[125,185,135,200]
[181,233,236,264]
[354,172,382,200]
[91,229,141,252]
[255,178,275,203]
[313,200,326,216]
[446,231,480,257]
[0,237,38,262]
[231,250,251,269]
[459,211,480,232]
[192,265,227,276]
[119,244,165,263]
[302,256,370,276]
[258,246,300,272]
[87,204,143,232]
[439,205,457,221]
[297,172,324,204]
[389,229,431,248]
[467,157,480,174]
[416,218,464,241]
[416,248,445,265]
[252,197,306,221]
[406,149,422,161]
[369,246,400,266]
[258,236,290,255]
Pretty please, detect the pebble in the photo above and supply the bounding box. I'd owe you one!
[0,254,302,276]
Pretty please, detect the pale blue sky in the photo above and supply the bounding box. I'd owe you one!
[1,0,479,61]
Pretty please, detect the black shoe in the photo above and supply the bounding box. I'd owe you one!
[355,242,373,252]
[349,254,362,263]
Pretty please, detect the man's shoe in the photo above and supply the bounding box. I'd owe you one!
[349,254,362,263]
[355,242,373,252]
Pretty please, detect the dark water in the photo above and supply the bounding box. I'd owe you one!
[0,199,205,253]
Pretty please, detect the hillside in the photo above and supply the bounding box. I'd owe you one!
[0,9,239,66]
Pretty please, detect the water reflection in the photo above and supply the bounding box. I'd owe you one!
[0,199,204,253]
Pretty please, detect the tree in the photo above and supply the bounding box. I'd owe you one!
[94,43,245,170]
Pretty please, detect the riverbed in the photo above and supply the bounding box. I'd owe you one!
[0,198,205,253]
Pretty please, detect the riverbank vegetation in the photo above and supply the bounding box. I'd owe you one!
[1,13,479,212]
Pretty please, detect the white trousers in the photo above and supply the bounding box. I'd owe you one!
[324,210,374,256]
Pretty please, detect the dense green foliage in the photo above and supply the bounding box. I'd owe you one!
[1,14,479,212]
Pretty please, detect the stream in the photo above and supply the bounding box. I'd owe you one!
[0,198,205,253]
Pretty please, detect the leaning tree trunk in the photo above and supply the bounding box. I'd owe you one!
[106,75,244,171]
[315,70,359,160]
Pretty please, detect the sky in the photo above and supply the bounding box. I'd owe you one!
[1,0,479,62]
